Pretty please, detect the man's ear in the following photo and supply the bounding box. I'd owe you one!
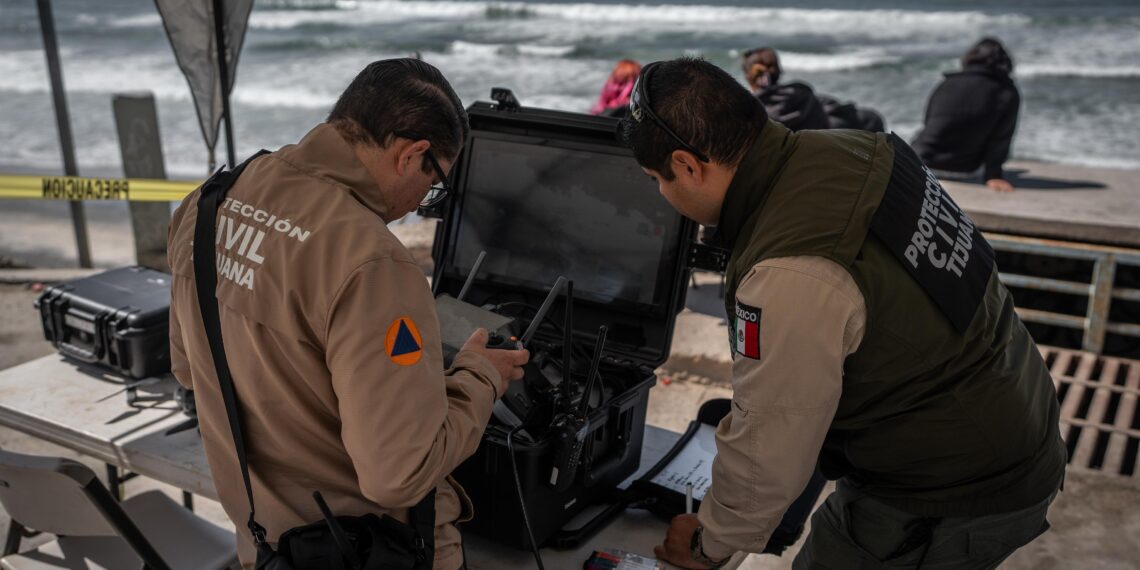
[394,139,431,177]
[671,149,705,184]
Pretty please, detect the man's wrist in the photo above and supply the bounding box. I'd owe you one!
[690,525,731,568]
[450,350,500,401]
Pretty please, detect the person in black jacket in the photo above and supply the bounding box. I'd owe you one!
[741,47,885,133]
[741,47,829,132]
[912,38,1021,192]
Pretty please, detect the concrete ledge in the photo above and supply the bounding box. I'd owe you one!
[944,161,1140,248]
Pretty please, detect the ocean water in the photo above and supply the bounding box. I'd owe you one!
[1,0,1138,179]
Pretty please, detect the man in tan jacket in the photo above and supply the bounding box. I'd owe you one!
[168,59,528,569]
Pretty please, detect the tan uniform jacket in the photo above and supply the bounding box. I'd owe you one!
[167,123,499,569]
[698,256,866,560]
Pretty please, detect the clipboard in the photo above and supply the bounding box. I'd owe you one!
[628,399,828,556]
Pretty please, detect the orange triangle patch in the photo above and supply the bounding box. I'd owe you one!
[385,317,424,366]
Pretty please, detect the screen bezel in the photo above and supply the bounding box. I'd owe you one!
[437,129,688,317]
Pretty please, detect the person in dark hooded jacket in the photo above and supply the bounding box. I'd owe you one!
[911,38,1021,192]
[742,47,885,133]
[741,47,829,131]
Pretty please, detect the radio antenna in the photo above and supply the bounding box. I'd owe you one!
[560,281,574,410]
[578,325,608,416]
[456,250,487,302]
[519,276,566,347]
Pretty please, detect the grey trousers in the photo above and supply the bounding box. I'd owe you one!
[793,482,1056,569]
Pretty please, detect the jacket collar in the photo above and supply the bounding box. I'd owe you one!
[279,123,390,219]
[715,119,794,251]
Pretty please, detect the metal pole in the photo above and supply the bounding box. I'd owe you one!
[36,0,92,268]
[212,0,237,168]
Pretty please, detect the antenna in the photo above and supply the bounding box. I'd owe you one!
[519,276,566,347]
[578,325,608,416]
[560,281,574,410]
[456,250,487,303]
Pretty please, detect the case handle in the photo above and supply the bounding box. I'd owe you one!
[58,338,102,363]
[583,403,637,486]
[57,311,109,363]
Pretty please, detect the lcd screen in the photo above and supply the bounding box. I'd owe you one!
[449,136,683,307]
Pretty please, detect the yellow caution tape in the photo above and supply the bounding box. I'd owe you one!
[0,173,202,202]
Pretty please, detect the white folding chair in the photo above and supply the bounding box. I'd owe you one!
[0,449,237,570]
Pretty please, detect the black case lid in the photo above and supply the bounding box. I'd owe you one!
[40,266,171,329]
[429,102,697,367]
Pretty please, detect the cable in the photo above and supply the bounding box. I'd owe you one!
[507,426,545,570]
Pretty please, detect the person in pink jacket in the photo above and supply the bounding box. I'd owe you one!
[590,59,642,117]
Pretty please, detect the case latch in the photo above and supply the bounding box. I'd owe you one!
[687,243,729,273]
[491,88,521,112]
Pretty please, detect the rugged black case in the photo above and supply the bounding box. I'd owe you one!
[36,266,171,379]
[425,100,698,549]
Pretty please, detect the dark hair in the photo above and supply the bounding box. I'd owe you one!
[741,47,781,86]
[962,37,1013,74]
[328,58,469,168]
[618,57,766,180]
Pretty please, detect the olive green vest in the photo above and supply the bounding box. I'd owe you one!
[718,121,1065,516]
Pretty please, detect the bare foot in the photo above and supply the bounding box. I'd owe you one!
[986,178,1014,192]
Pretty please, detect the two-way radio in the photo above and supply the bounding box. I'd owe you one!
[548,325,608,492]
[490,276,568,427]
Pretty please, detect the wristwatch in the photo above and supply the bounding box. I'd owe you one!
[690,525,731,569]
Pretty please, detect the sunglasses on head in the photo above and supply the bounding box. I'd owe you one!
[394,131,453,208]
[628,62,710,163]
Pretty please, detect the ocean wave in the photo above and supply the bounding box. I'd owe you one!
[1018,64,1140,79]
[450,40,504,56]
[246,0,1029,34]
[767,50,901,73]
[451,40,576,58]
[232,86,337,109]
[0,49,191,100]
[257,0,359,9]
[517,44,577,57]
[108,13,162,28]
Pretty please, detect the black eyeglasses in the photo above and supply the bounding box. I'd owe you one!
[394,130,453,208]
[628,62,710,163]
[420,148,451,208]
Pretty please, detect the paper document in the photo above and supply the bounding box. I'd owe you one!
[649,423,717,500]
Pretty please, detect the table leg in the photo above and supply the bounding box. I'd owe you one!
[3,521,24,556]
[183,491,194,511]
[106,463,122,501]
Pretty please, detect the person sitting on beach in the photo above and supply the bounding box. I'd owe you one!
[911,38,1021,192]
[741,47,828,131]
[590,59,642,118]
[741,47,885,132]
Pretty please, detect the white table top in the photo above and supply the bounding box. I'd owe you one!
[0,354,742,569]
[0,354,216,499]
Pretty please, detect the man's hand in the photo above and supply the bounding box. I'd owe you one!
[986,178,1014,192]
[654,514,714,570]
[461,328,529,397]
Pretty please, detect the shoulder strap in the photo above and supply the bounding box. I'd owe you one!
[191,150,272,546]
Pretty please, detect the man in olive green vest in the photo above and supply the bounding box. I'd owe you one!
[619,57,1065,569]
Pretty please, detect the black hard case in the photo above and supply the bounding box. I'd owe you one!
[36,266,171,379]
[427,102,698,549]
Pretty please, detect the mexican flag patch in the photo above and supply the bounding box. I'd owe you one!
[733,301,762,360]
